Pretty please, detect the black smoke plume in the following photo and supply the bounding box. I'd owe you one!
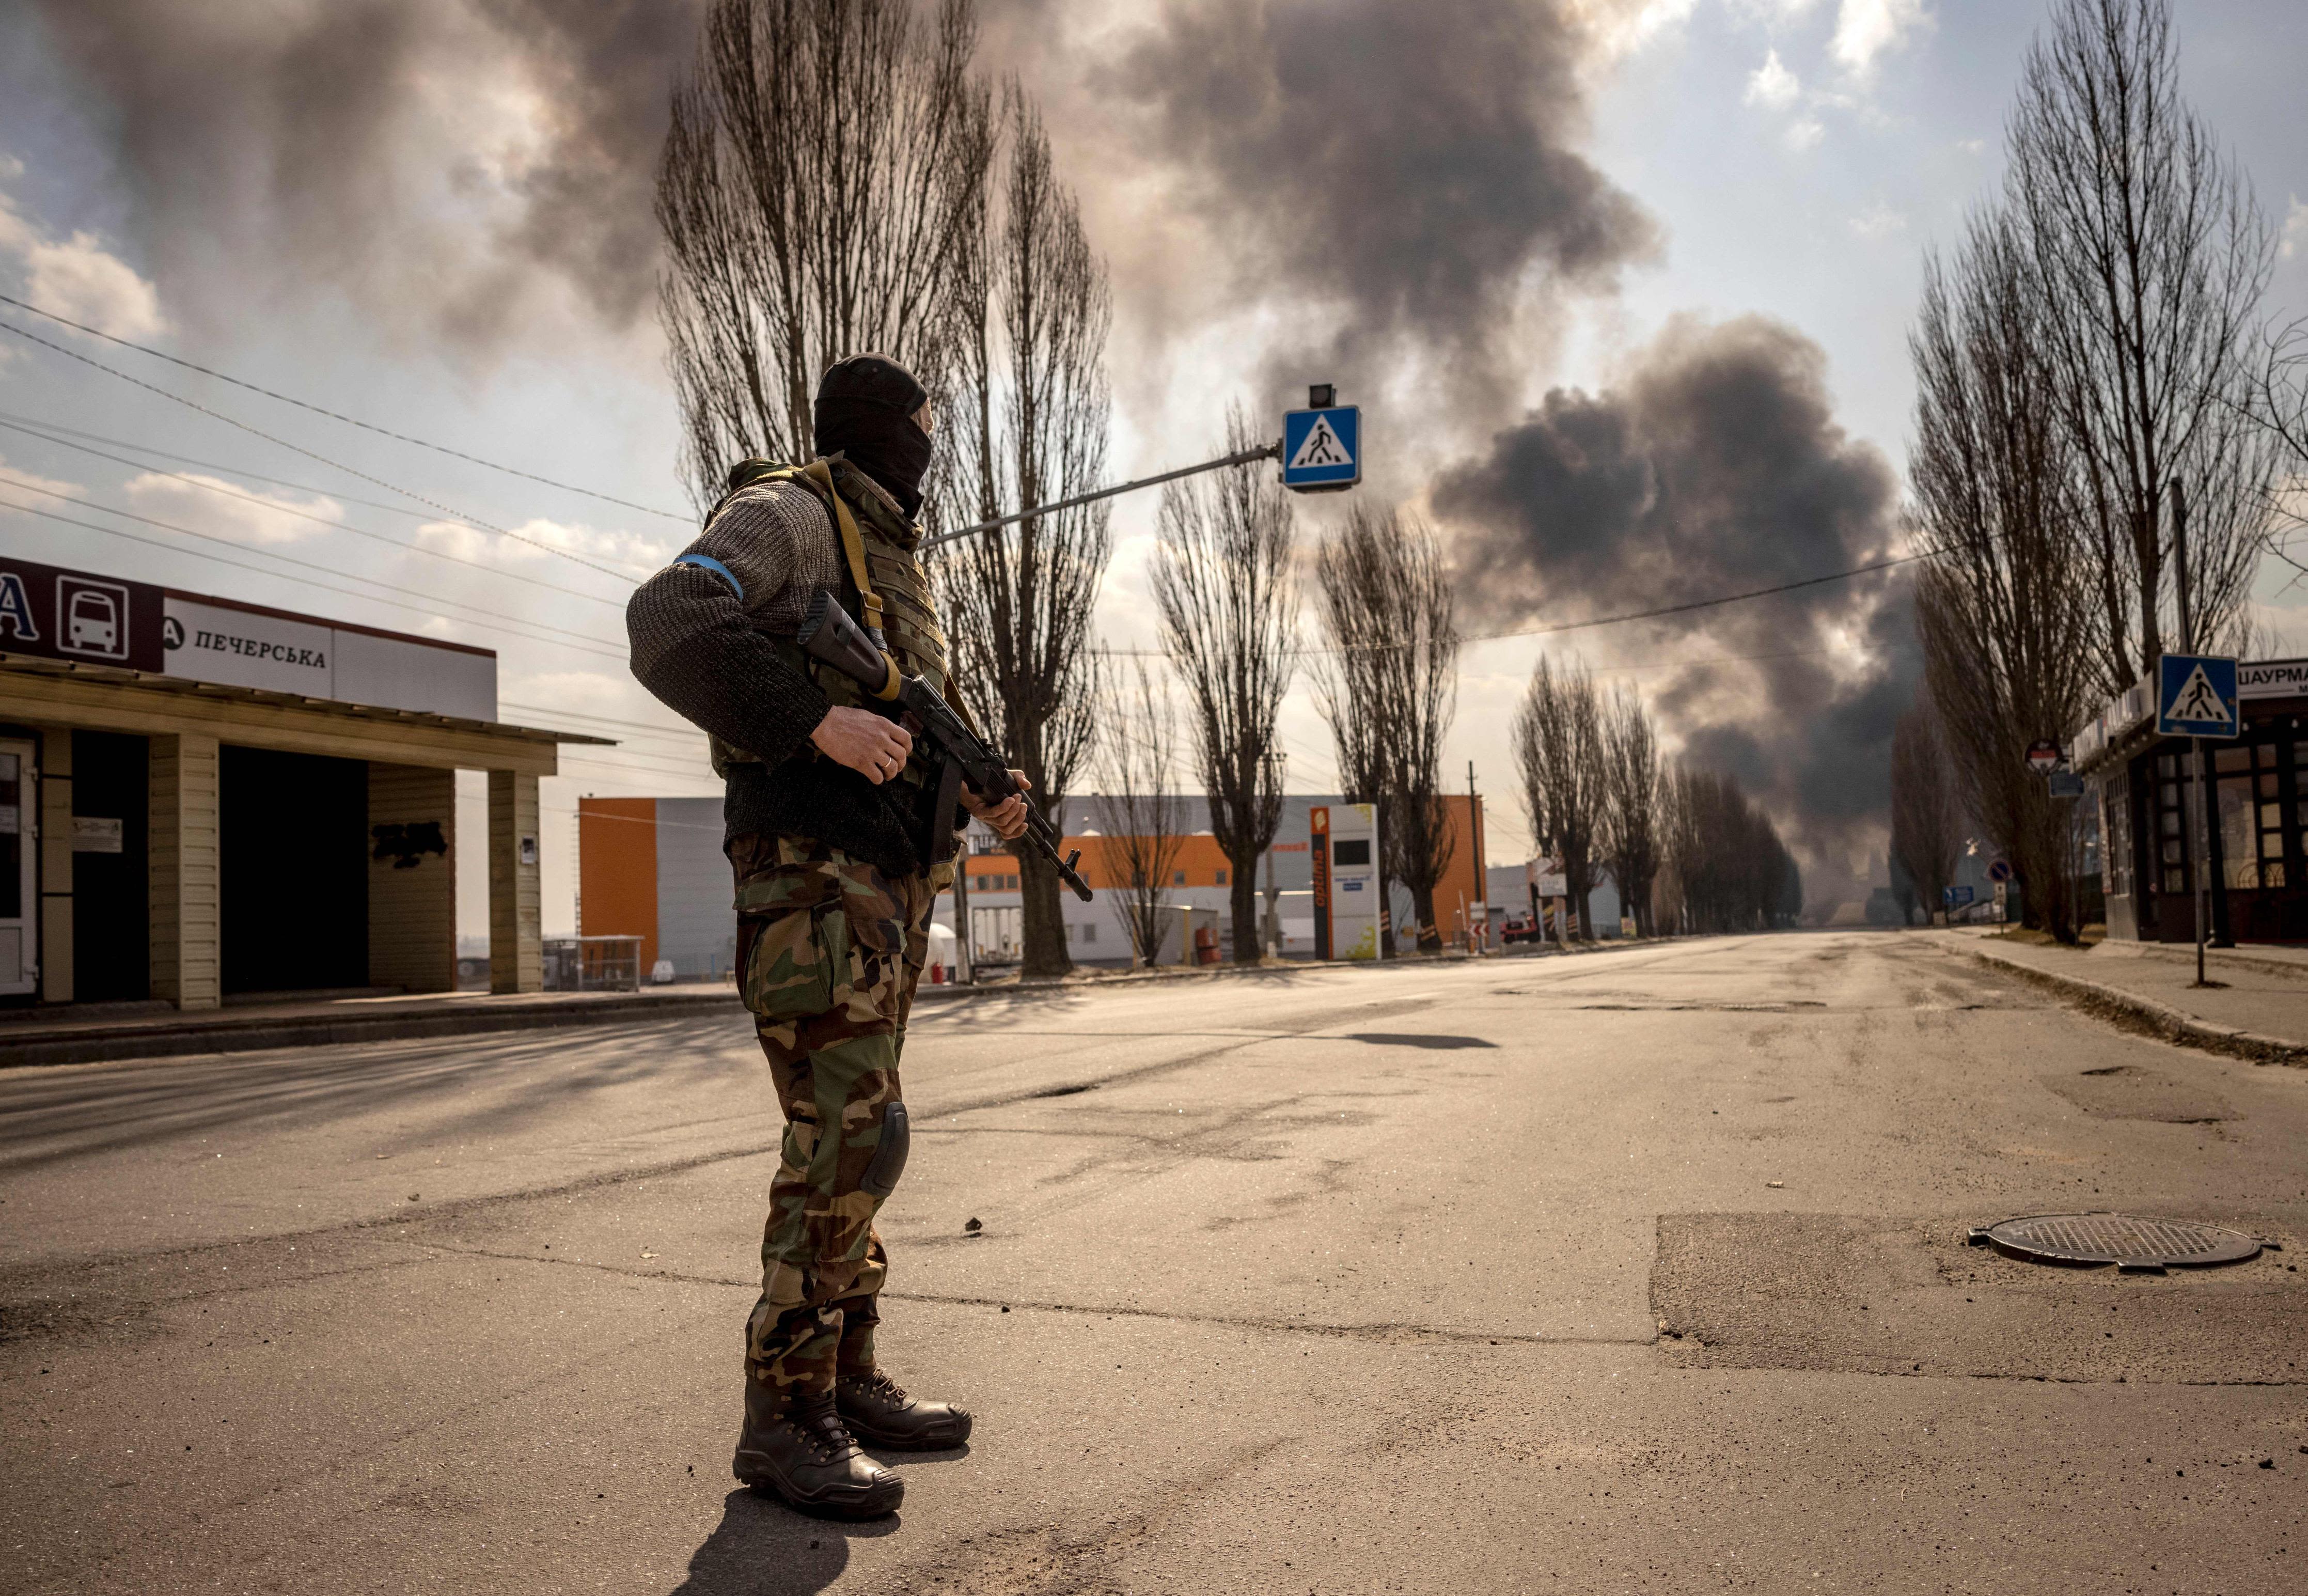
[24,0,705,345]
[1107,0,1656,411]
[1434,316,1916,905]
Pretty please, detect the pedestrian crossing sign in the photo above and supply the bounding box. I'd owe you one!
[1281,405,1360,492]
[2156,652,2239,738]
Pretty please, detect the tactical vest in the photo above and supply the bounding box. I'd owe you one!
[705,456,955,797]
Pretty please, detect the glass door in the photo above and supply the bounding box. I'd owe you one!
[0,741,33,994]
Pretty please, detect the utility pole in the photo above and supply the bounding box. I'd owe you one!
[2171,479,2212,986]
[1468,760,1486,954]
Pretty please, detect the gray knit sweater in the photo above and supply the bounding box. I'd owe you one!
[626,479,932,874]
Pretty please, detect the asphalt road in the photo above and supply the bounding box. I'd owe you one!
[3,932,2304,1594]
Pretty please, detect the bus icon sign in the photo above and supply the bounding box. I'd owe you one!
[57,577,132,662]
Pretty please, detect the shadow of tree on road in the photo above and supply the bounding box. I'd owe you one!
[0,1014,762,1175]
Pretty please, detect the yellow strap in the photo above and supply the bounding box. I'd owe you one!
[801,460,886,637]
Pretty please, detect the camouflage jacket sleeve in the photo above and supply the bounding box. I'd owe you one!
[625,482,845,770]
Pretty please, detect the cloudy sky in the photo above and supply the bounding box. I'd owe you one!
[2,0,2303,933]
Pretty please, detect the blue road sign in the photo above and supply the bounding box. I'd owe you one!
[1987,858,2013,884]
[2048,771,2084,799]
[1943,885,1974,907]
[1281,405,1360,492]
[2156,652,2239,738]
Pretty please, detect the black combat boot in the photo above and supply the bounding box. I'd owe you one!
[733,1379,904,1520]
[835,1370,973,1449]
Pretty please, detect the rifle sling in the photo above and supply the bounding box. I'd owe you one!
[801,459,886,640]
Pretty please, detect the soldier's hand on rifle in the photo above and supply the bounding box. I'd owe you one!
[961,770,1031,841]
[811,706,914,785]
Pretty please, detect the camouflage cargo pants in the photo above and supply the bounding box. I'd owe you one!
[730,834,934,1410]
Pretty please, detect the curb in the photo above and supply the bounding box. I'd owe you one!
[1962,944,2308,1068]
[1,989,749,1070]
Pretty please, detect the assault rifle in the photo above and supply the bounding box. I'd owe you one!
[796,590,1094,902]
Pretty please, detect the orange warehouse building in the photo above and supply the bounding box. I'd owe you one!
[577,796,737,980]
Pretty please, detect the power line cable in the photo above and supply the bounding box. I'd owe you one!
[0,409,441,520]
[0,311,653,582]
[0,415,631,611]
[0,290,689,523]
[551,755,713,784]
[0,485,630,662]
[560,803,731,835]
[499,701,710,747]
[1105,552,1924,661]
[1459,554,1923,644]
[0,468,627,651]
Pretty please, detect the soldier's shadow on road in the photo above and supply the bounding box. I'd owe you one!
[671,1448,969,1596]
[670,1488,897,1594]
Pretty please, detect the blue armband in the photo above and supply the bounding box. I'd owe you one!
[674,553,743,601]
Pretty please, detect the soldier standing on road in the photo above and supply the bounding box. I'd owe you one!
[627,354,1029,1520]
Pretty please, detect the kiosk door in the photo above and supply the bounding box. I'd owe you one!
[0,741,34,994]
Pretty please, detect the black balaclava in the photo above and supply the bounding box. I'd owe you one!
[812,353,932,519]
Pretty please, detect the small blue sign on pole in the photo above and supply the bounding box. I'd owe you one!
[1281,404,1360,493]
[2156,652,2239,738]
[1943,885,1974,908]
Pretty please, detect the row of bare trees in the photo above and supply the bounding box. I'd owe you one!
[1903,0,2285,943]
[1510,660,1677,939]
[1889,707,1961,922]
[1139,441,1468,965]
[1654,769,1803,934]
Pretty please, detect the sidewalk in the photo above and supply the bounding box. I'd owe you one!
[1934,927,2308,1065]
[0,982,748,1070]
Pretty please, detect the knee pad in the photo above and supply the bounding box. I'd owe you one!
[860,1101,910,1199]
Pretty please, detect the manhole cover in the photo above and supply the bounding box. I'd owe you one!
[1966,1212,2271,1274]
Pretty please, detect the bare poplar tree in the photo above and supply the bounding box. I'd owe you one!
[2007,0,2278,688]
[1656,766,1699,936]
[1598,684,1662,936]
[933,85,1114,977]
[1313,505,1458,953]
[2251,320,2308,576]
[1152,408,1298,964]
[1911,209,2100,942]
[1889,699,1962,924]
[1511,657,1606,939]
[1093,651,1186,967]
[656,0,993,509]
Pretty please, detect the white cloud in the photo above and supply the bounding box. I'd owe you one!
[414,515,673,576]
[1785,118,1827,151]
[123,473,341,547]
[1849,201,1908,239]
[1957,137,1986,155]
[2282,195,2307,260]
[0,455,86,506]
[1745,50,1802,109]
[1569,0,1704,65]
[1830,0,1930,79]
[0,182,167,341]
